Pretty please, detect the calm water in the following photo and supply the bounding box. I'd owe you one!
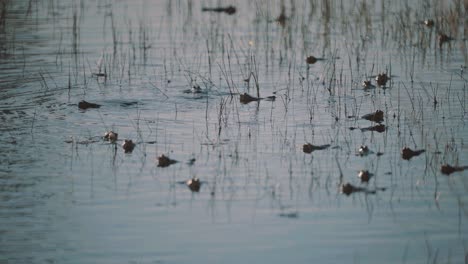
[0,0,467,263]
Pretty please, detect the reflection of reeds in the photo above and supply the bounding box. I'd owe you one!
[0,0,6,33]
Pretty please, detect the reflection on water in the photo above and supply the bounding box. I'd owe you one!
[0,0,467,263]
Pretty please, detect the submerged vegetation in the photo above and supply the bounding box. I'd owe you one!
[0,0,467,263]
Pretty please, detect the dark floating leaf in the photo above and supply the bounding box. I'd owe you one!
[401,147,425,160]
[78,100,101,110]
[122,139,135,153]
[361,110,384,123]
[303,143,330,153]
[441,164,468,175]
[202,5,236,15]
[157,154,178,167]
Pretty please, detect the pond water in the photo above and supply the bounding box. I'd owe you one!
[0,0,467,263]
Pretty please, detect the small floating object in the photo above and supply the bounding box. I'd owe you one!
[157,154,178,167]
[103,131,118,142]
[306,56,317,64]
[424,19,434,27]
[191,85,202,93]
[361,124,386,133]
[122,139,135,153]
[276,12,287,27]
[202,5,236,15]
[375,73,389,86]
[78,100,101,110]
[302,143,330,153]
[305,55,324,65]
[240,93,261,104]
[341,183,359,196]
[358,145,370,156]
[187,158,196,166]
[358,170,372,182]
[186,177,201,192]
[362,80,375,89]
[440,164,468,175]
[92,72,107,78]
[183,85,203,94]
[401,147,425,160]
[438,33,454,48]
[361,110,384,123]
[279,211,298,218]
[341,182,384,195]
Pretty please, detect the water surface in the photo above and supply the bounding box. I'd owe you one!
[0,0,467,263]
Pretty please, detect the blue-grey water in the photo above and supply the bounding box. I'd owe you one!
[0,0,467,263]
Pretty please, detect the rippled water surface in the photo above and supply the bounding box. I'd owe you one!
[1,0,467,263]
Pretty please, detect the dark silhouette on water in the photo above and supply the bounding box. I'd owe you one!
[305,55,324,65]
[440,164,468,175]
[341,183,386,196]
[183,85,203,94]
[240,93,260,104]
[279,212,298,218]
[375,73,389,86]
[361,124,386,133]
[362,80,375,89]
[103,131,118,143]
[341,183,366,195]
[122,139,135,153]
[423,19,434,27]
[358,145,370,156]
[438,33,454,48]
[358,170,373,182]
[239,93,275,104]
[302,143,330,153]
[78,100,101,110]
[361,110,384,123]
[186,178,201,192]
[157,154,178,167]
[202,5,236,15]
[401,147,425,160]
[275,6,287,27]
